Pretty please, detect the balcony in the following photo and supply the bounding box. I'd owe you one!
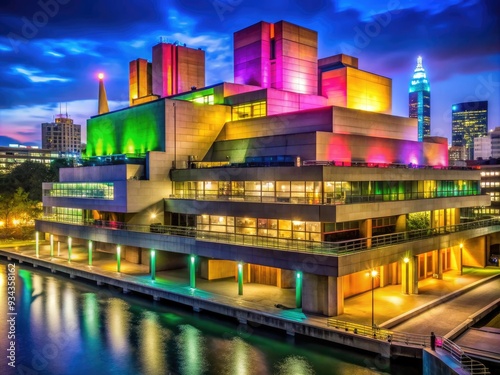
[37,217,500,257]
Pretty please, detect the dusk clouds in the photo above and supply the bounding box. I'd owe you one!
[0,0,498,145]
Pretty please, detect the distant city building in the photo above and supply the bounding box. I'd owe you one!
[474,135,491,160]
[451,101,488,160]
[128,42,205,106]
[490,127,500,159]
[409,56,431,142]
[41,114,82,156]
[0,145,60,173]
[448,145,467,163]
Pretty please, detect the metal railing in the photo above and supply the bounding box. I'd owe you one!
[326,320,490,374]
[439,337,490,374]
[38,217,500,257]
[326,319,430,347]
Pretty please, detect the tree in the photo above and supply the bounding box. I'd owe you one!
[0,188,42,227]
[3,160,58,201]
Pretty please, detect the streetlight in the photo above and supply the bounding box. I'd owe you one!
[370,269,378,328]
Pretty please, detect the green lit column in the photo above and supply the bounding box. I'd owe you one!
[150,249,156,280]
[116,245,121,272]
[88,240,93,266]
[189,255,196,288]
[35,231,39,258]
[237,262,243,295]
[50,234,54,257]
[68,237,72,263]
[296,271,303,308]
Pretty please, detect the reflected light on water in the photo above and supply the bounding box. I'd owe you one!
[139,311,169,375]
[275,356,315,375]
[106,298,131,358]
[46,278,61,334]
[177,325,207,375]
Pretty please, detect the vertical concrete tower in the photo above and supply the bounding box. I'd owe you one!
[152,42,205,98]
[98,73,109,115]
[234,20,318,95]
[129,58,153,106]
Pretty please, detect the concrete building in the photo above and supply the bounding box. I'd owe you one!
[474,135,492,160]
[41,114,82,155]
[0,145,60,173]
[37,20,496,317]
[409,56,431,142]
[128,42,205,106]
[452,101,488,160]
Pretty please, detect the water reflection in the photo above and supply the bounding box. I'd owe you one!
[0,261,413,375]
[138,311,169,375]
[176,324,207,375]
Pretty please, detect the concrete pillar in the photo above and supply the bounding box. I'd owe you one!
[35,231,39,257]
[395,215,407,232]
[50,234,54,257]
[437,249,443,279]
[88,240,93,266]
[401,257,410,294]
[302,273,343,317]
[459,243,463,275]
[150,249,156,280]
[189,255,196,288]
[68,237,72,263]
[379,265,386,287]
[277,269,295,288]
[411,255,419,294]
[359,219,372,249]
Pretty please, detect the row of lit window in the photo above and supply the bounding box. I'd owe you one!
[481,182,500,187]
[232,101,266,121]
[175,179,480,204]
[43,207,83,223]
[480,172,500,176]
[44,183,114,199]
[197,215,321,241]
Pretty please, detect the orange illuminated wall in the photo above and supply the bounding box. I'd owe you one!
[129,58,153,106]
[234,20,318,95]
[319,54,392,114]
[152,43,205,98]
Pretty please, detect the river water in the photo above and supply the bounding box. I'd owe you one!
[0,260,421,375]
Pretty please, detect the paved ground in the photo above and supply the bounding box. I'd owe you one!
[3,241,500,340]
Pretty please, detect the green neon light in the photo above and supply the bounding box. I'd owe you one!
[237,263,243,295]
[88,240,93,266]
[190,255,196,288]
[296,271,303,308]
[117,246,121,272]
[86,100,165,157]
[151,249,156,280]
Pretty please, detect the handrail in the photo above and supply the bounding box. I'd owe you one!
[439,337,491,375]
[326,319,430,347]
[37,217,500,257]
[326,319,490,374]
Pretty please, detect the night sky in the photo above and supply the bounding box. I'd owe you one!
[1,0,499,147]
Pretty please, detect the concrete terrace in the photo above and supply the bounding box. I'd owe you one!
[2,241,499,339]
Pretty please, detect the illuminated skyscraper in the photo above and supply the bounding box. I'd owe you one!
[409,56,430,141]
[452,101,488,160]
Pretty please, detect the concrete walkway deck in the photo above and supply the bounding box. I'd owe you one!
[3,242,499,336]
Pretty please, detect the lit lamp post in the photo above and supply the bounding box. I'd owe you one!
[370,269,378,328]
